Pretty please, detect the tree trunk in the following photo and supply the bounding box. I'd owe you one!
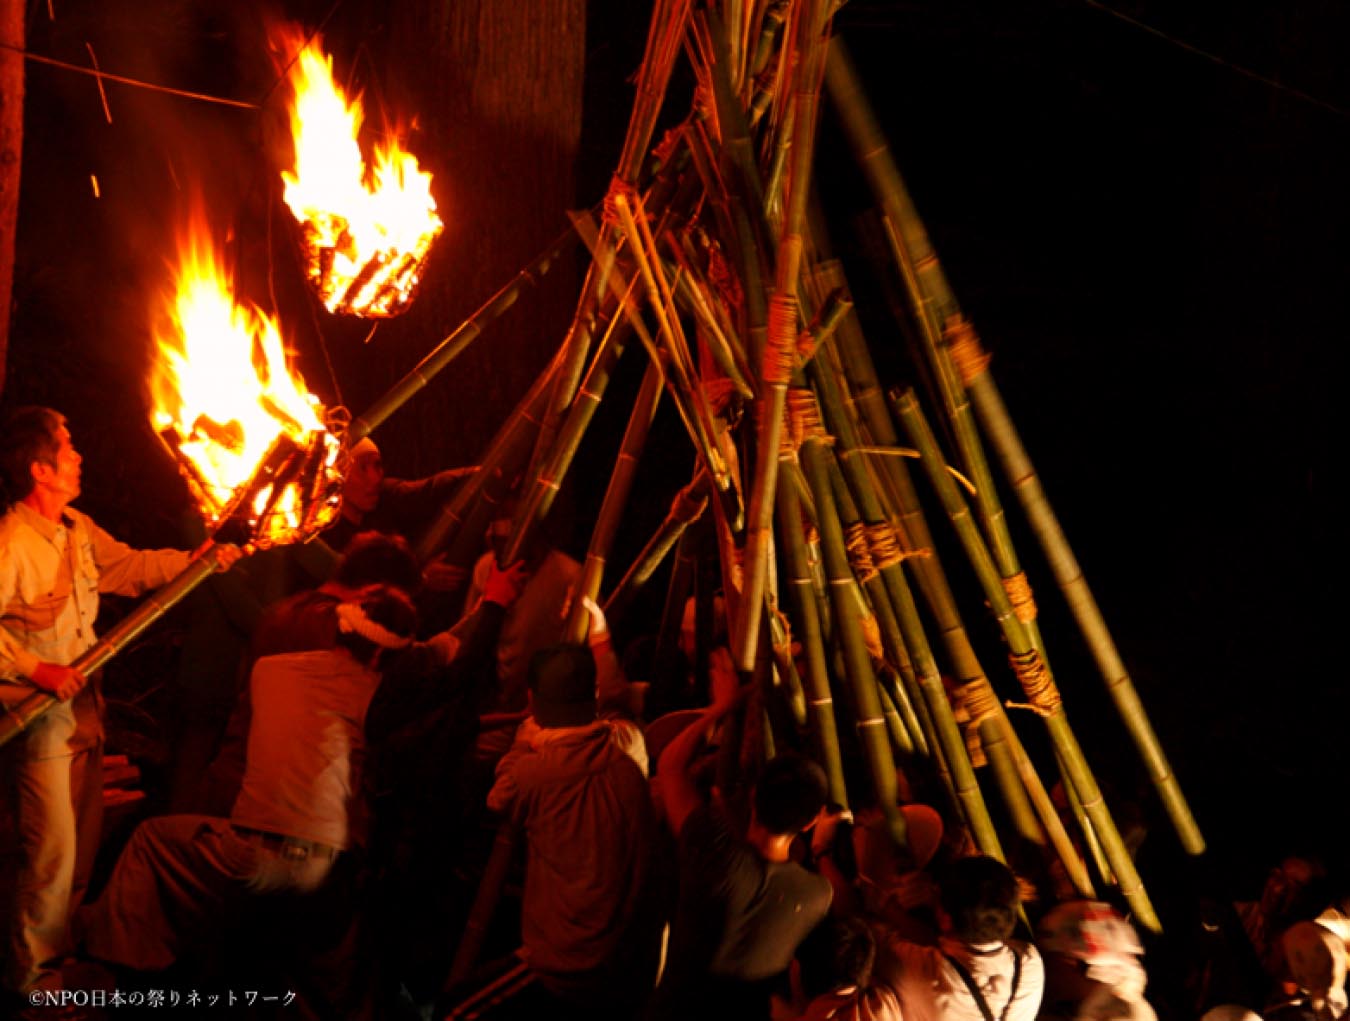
[0,0,23,397]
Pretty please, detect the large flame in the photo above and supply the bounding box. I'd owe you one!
[279,29,443,317]
[150,222,339,545]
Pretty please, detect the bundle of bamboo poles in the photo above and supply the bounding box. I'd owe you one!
[337,0,1208,959]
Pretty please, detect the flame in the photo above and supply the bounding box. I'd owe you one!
[150,221,339,544]
[279,29,443,317]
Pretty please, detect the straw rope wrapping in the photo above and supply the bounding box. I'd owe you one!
[959,675,1003,769]
[944,315,991,386]
[336,602,413,649]
[786,387,829,444]
[844,522,878,584]
[1002,571,1038,624]
[765,292,800,387]
[1007,649,1062,717]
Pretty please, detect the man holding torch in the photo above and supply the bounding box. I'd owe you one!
[0,406,241,997]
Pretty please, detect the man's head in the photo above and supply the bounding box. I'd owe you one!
[798,914,877,999]
[527,643,597,728]
[939,855,1021,945]
[334,530,422,595]
[334,584,417,667]
[0,407,81,508]
[341,438,384,518]
[752,753,828,837]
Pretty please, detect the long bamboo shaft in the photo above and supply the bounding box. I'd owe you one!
[958,339,1205,856]
[603,473,709,624]
[0,545,230,748]
[500,295,633,567]
[414,351,559,563]
[565,361,664,643]
[894,389,1160,932]
[823,455,925,757]
[531,0,692,473]
[733,0,830,675]
[347,225,576,444]
[798,431,908,855]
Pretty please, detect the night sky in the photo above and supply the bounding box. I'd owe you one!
[5,0,1346,912]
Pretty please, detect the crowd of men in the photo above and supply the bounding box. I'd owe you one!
[3,405,1348,1021]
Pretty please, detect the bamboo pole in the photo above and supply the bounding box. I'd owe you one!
[828,37,1198,860]
[823,454,925,757]
[499,287,635,567]
[792,389,910,855]
[603,472,709,625]
[0,544,232,748]
[564,360,664,643]
[530,0,693,475]
[413,350,560,564]
[732,0,831,675]
[950,324,1206,856]
[884,221,1052,666]
[894,389,1160,932]
[346,223,577,444]
[448,822,519,986]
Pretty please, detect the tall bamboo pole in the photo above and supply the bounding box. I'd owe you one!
[885,222,1052,667]
[564,360,664,643]
[733,0,831,675]
[894,389,1160,932]
[414,350,560,563]
[0,545,233,747]
[499,290,634,567]
[603,472,709,624]
[772,461,842,804]
[795,398,908,855]
[530,0,693,476]
[823,455,924,757]
[948,323,1205,856]
[347,224,577,444]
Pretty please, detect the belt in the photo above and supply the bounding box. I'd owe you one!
[231,825,341,861]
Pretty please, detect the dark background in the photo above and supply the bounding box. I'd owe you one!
[4,0,1345,911]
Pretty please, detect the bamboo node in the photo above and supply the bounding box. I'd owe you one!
[786,387,828,443]
[1008,649,1061,715]
[765,293,800,386]
[1001,571,1038,623]
[844,522,879,583]
[945,315,991,385]
[864,522,906,571]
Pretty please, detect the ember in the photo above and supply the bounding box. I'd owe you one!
[278,29,443,318]
[149,219,342,547]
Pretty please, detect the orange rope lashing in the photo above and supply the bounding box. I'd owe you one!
[1008,649,1062,716]
[944,315,991,386]
[1001,571,1038,624]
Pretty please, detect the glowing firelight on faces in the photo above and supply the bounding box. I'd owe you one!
[280,29,443,317]
[149,225,336,543]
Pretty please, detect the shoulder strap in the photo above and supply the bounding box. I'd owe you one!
[943,947,1023,1021]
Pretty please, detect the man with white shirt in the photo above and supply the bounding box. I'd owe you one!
[878,855,1044,1021]
[0,406,238,995]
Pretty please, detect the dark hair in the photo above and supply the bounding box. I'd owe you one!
[753,753,828,836]
[528,643,598,728]
[335,584,418,666]
[797,915,877,999]
[940,855,1021,944]
[0,407,65,506]
[334,531,422,594]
